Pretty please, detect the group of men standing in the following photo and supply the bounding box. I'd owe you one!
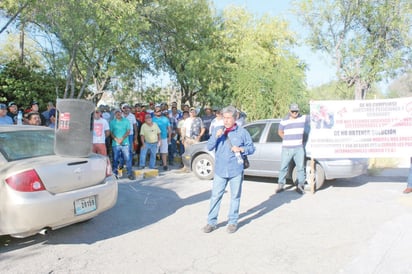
[92,102,225,180]
[0,100,56,126]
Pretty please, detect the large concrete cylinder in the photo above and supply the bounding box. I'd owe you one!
[54,99,94,157]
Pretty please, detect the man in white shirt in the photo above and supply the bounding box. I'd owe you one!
[92,108,110,156]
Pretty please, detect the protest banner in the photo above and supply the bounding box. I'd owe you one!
[309,98,412,158]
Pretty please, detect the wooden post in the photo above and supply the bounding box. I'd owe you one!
[309,158,316,194]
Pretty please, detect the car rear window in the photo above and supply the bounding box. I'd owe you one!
[0,130,55,161]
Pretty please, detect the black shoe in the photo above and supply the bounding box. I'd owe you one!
[296,184,305,194]
[276,184,285,193]
[128,175,135,180]
[163,165,168,171]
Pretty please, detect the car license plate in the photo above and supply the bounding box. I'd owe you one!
[74,196,97,215]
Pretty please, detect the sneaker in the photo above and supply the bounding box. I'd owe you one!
[137,166,144,170]
[163,165,168,171]
[128,174,135,180]
[227,224,237,233]
[202,224,216,233]
[276,184,285,193]
[296,184,305,194]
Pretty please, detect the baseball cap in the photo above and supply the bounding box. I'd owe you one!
[0,103,7,110]
[289,103,299,111]
[114,108,122,113]
[8,101,16,107]
[30,100,39,106]
[121,103,130,109]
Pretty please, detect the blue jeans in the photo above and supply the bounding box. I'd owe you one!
[278,146,305,186]
[139,142,158,169]
[407,159,412,188]
[207,173,243,226]
[168,138,177,163]
[112,145,132,176]
[128,134,134,165]
[178,138,185,156]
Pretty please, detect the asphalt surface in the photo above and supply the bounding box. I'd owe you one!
[1,165,411,274]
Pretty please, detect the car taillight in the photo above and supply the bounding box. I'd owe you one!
[5,169,46,192]
[106,157,113,177]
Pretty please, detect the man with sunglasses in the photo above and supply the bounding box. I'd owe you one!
[276,103,310,194]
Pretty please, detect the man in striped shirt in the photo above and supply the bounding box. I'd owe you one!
[276,103,310,194]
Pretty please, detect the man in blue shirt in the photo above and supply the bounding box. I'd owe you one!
[110,109,134,180]
[0,103,14,125]
[203,105,255,234]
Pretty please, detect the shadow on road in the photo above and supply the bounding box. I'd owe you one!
[1,179,210,252]
[237,185,301,230]
[320,171,407,191]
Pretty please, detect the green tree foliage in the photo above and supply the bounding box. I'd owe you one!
[142,0,222,107]
[219,7,307,119]
[0,61,63,109]
[294,0,412,100]
[386,72,412,98]
[1,0,149,100]
[1,1,307,120]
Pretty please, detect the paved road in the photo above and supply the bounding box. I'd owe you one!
[1,168,411,274]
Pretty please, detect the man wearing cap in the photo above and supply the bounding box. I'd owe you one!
[201,106,215,141]
[276,103,310,194]
[7,102,18,124]
[121,103,138,166]
[139,114,161,169]
[92,108,110,156]
[181,107,205,150]
[26,112,42,126]
[152,105,171,171]
[110,109,134,180]
[0,103,14,125]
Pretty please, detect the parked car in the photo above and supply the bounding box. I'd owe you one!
[182,119,368,189]
[0,125,118,238]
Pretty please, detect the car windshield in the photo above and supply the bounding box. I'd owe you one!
[0,130,55,161]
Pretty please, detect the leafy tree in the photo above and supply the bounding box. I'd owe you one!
[1,0,149,101]
[142,0,221,107]
[219,7,307,119]
[386,72,412,98]
[0,61,63,109]
[294,0,412,100]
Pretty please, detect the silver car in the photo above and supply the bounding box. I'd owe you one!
[0,125,118,238]
[182,119,368,189]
